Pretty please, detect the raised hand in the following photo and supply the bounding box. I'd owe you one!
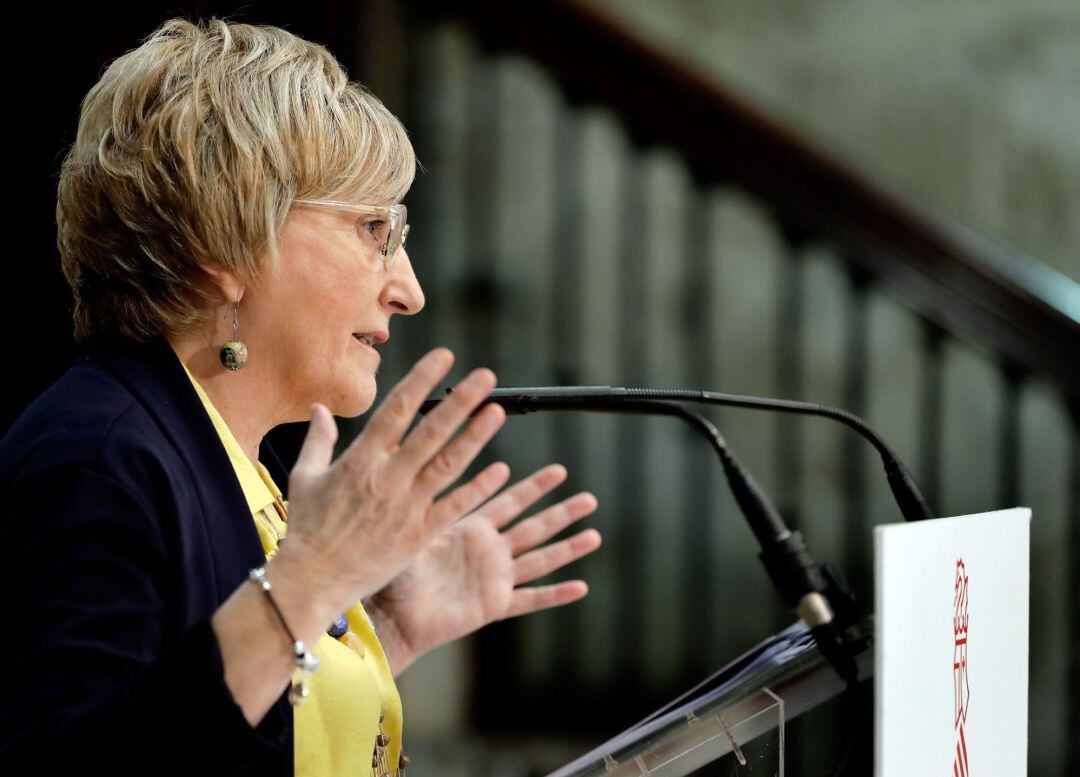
[270,348,513,616]
[363,463,601,674]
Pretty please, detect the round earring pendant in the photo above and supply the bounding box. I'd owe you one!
[220,340,249,371]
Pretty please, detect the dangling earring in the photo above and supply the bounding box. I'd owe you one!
[219,298,249,371]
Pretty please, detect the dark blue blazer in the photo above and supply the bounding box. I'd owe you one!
[0,333,294,775]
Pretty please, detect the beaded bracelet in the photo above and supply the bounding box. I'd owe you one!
[248,567,320,706]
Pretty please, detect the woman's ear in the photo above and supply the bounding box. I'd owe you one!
[198,262,246,305]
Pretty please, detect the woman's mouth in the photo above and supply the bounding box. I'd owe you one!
[352,333,381,359]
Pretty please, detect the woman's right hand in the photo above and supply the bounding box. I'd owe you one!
[271,347,510,615]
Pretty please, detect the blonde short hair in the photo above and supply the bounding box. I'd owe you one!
[57,18,417,344]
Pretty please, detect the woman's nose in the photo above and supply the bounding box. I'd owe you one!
[384,248,425,315]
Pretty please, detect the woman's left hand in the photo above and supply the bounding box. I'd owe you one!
[363,464,600,674]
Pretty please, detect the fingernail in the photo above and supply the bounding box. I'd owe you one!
[469,368,496,388]
[431,348,453,368]
[484,403,506,426]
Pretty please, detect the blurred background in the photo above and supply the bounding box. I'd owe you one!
[10,0,1078,774]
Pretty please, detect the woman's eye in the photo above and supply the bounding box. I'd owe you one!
[359,219,387,240]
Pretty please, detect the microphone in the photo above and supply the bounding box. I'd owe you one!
[422,385,932,523]
[419,388,864,686]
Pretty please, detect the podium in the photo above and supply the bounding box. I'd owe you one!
[547,509,1030,777]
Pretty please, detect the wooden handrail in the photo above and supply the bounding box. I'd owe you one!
[433,0,1080,400]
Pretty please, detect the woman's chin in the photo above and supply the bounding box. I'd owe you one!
[329,383,378,419]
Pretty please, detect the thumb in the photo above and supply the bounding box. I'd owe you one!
[294,403,338,474]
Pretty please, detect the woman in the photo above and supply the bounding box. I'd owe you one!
[0,18,601,776]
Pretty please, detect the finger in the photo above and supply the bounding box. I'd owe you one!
[426,461,511,531]
[504,580,589,620]
[412,402,506,499]
[291,403,339,480]
[513,528,602,585]
[476,464,568,531]
[503,491,598,555]
[390,367,498,478]
[352,348,454,454]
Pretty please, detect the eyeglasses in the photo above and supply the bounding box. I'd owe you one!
[293,198,410,270]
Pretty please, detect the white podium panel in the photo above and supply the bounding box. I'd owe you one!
[874,508,1030,777]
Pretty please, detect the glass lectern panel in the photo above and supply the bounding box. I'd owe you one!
[547,619,873,777]
[593,687,784,777]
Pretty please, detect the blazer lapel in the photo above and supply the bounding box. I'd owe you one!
[82,333,271,603]
[259,437,290,500]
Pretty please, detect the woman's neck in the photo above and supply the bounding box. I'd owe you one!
[166,331,290,468]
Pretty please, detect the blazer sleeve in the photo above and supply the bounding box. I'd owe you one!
[0,464,291,774]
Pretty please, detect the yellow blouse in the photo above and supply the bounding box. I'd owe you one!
[179,361,404,776]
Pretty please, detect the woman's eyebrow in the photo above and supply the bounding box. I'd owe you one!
[335,210,364,224]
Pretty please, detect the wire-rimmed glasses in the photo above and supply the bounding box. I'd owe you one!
[294,198,410,270]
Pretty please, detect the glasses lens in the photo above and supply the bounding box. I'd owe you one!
[371,220,391,248]
[383,205,408,268]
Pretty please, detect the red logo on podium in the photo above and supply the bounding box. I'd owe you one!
[953,559,970,777]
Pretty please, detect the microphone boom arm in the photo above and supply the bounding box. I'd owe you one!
[477,386,934,523]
